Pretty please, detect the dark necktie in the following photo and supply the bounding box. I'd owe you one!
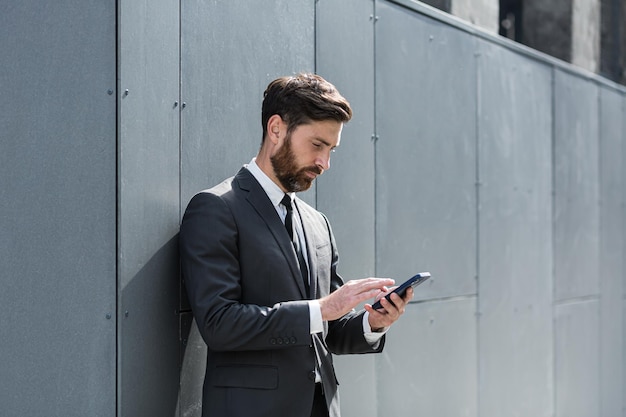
[281,194,310,295]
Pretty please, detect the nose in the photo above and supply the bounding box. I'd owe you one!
[316,152,331,171]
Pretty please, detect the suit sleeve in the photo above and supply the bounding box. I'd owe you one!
[179,192,311,352]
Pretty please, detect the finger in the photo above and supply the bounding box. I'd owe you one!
[374,295,398,316]
[342,287,391,308]
[355,277,395,289]
[364,303,388,317]
[388,286,414,307]
[349,282,395,300]
[388,293,407,312]
[388,292,403,305]
[364,303,377,313]
[404,287,414,301]
[366,304,397,328]
[366,300,388,314]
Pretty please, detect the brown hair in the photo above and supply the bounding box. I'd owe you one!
[261,73,352,141]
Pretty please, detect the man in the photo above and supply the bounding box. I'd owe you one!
[179,73,413,417]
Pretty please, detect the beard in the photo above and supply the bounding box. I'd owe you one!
[270,135,322,193]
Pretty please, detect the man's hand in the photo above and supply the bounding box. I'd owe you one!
[319,278,395,321]
[364,286,414,331]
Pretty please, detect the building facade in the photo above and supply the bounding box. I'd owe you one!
[422,0,626,84]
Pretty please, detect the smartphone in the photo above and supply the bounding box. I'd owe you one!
[371,272,431,310]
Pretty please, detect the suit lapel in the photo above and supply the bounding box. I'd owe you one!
[235,168,309,298]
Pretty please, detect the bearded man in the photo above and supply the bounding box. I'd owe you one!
[179,73,413,417]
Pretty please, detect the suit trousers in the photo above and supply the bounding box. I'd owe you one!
[310,384,328,417]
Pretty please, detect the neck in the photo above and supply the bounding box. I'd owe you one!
[255,149,287,193]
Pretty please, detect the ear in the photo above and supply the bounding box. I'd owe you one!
[266,114,285,144]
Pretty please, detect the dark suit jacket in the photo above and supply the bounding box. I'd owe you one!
[179,167,384,417]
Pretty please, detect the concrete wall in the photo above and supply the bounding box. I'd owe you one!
[1,1,624,417]
[451,0,500,32]
[572,0,601,72]
[419,0,500,32]
[600,0,626,83]
[522,0,602,72]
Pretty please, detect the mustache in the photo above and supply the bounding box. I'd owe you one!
[304,166,322,175]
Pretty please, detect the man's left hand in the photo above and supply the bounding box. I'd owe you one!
[364,286,414,331]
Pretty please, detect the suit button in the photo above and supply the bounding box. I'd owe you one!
[308,371,316,381]
[270,338,276,345]
[290,337,297,344]
[277,338,283,345]
[283,337,290,344]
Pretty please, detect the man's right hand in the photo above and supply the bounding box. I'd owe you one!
[318,278,395,321]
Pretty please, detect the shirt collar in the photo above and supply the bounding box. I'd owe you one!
[246,158,294,208]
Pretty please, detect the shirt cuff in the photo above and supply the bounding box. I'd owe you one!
[309,300,323,334]
[362,312,388,346]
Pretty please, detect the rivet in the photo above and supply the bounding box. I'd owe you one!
[174,101,178,108]
[107,89,114,95]
[106,313,112,320]
[124,89,129,96]
[182,102,187,109]
[125,311,129,318]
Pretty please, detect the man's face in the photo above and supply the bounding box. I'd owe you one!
[270,119,342,193]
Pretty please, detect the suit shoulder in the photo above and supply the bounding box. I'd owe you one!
[181,177,236,220]
[198,176,236,197]
[190,167,255,200]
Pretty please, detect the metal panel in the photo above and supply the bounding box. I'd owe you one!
[0,2,116,416]
[333,355,378,417]
[555,300,600,417]
[553,69,600,301]
[378,298,478,417]
[180,0,316,208]
[315,1,378,414]
[374,1,478,299]
[476,40,554,417]
[316,0,377,281]
[178,314,207,417]
[623,93,626,417]
[118,0,181,415]
[599,87,625,417]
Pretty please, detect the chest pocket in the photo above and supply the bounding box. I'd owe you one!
[314,242,332,281]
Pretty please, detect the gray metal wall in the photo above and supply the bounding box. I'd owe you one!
[0,1,117,416]
[1,1,624,417]
[117,0,181,415]
[320,1,625,417]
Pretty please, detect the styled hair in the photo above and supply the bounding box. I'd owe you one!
[261,73,352,141]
